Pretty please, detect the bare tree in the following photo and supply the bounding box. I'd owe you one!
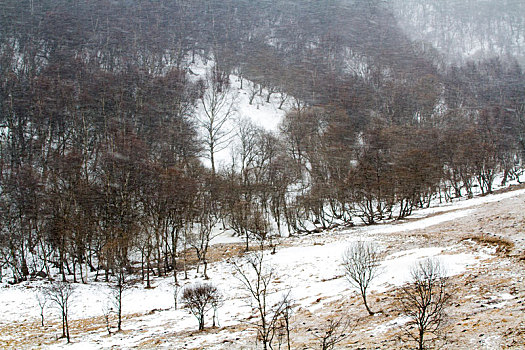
[110,265,129,332]
[248,81,260,105]
[342,241,381,315]
[188,195,220,279]
[45,282,75,343]
[173,281,180,310]
[101,303,113,335]
[211,287,225,328]
[35,289,47,327]
[180,282,223,331]
[197,66,237,174]
[312,316,358,350]
[274,292,295,350]
[398,258,450,350]
[231,250,288,350]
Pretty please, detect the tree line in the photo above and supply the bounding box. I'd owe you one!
[0,0,524,285]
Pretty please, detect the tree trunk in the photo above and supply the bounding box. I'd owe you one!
[199,315,205,331]
[418,327,424,350]
[72,260,77,283]
[61,312,66,338]
[171,227,178,283]
[146,254,151,288]
[362,290,374,315]
[117,290,122,331]
[65,312,70,343]
[203,258,208,279]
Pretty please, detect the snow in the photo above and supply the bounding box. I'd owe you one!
[2,186,524,348]
[377,247,484,292]
[188,56,293,171]
[209,230,244,245]
[367,315,410,336]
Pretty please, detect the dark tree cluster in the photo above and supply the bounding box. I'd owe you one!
[278,58,524,229]
[0,0,207,283]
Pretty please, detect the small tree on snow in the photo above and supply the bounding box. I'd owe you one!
[173,282,180,310]
[45,282,75,343]
[211,287,224,328]
[342,241,381,315]
[101,303,113,335]
[110,266,128,332]
[312,316,358,350]
[181,282,223,331]
[273,292,295,350]
[232,250,289,350]
[35,289,47,327]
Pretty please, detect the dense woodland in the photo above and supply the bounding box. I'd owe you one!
[0,0,524,285]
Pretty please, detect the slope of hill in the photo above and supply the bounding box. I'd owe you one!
[1,182,524,349]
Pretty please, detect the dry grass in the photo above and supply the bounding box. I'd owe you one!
[462,234,515,256]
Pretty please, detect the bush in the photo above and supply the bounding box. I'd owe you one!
[181,283,223,330]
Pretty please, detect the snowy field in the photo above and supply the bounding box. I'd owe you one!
[1,182,524,349]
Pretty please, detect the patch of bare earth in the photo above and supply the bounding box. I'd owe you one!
[288,188,525,349]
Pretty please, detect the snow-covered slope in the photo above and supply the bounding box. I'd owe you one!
[2,186,524,349]
[189,56,294,171]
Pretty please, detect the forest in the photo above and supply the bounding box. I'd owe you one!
[0,0,524,292]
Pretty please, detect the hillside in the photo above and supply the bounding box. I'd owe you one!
[391,0,525,65]
[1,1,524,348]
[1,182,524,349]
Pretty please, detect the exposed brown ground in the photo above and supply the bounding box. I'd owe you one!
[290,186,525,349]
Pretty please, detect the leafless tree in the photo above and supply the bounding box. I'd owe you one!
[197,66,237,174]
[398,258,450,350]
[45,282,75,343]
[312,316,358,350]
[35,289,47,327]
[231,250,288,350]
[180,282,223,331]
[342,241,381,315]
[248,81,260,105]
[101,303,113,335]
[110,266,129,332]
[173,281,180,310]
[277,89,288,110]
[211,287,225,328]
[274,292,294,350]
[188,196,220,279]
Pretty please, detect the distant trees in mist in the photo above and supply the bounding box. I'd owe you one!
[392,0,525,65]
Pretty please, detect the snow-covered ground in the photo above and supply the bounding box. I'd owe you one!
[189,56,293,171]
[2,184,524,349]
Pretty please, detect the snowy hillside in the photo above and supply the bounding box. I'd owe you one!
[1,1,524,348]
[189,56,294,171]
[1,183,524,349]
